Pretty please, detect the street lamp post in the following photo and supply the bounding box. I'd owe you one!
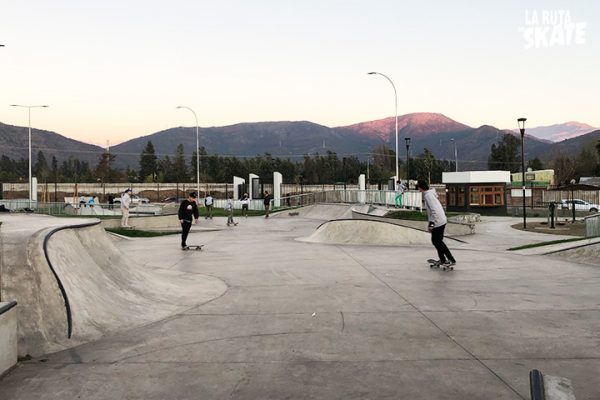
[404,137,411,188]
[450,138,458,172]
[368,72,399,182]
[518,118,527,229]
[176,106,200,198]
[10,104,49,208]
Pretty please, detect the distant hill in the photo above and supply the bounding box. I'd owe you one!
[544,129,600,158]
[0,122,103,165]
[2,114,598,175]
[109,121,377,169]
[340,112,471,141]
[512,122,597,142]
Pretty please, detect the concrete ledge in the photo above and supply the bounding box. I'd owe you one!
[100,214,180,229]
[351,208,476,236]
[0,301,18,377]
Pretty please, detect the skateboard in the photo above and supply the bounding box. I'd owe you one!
[182,245,204,251]
[227,222,238,226]
[427,259,454,271]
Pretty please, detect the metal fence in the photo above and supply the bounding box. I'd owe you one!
[543,190,600,205]
[2,189,423,217]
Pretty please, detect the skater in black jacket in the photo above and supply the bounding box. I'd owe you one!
[178,192,199,249]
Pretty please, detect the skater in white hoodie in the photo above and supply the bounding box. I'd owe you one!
[120,189,132,228]
[416,180,456,267]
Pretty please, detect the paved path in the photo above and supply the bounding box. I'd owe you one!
[1,214,599,399]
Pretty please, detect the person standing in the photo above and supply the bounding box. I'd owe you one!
[395,180,406,208]
[120,189,132,228]
[204,192,214,220]
[240,193,249,218]
[225,196,237,226]
[263,191,272,218]
[416,180,456,267]
[108,194,114,210]
[178,192,199,249]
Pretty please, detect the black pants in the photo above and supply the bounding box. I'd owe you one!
[431,224,455,263]
[181,221,192,247]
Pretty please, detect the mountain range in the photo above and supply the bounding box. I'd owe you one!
[511,121,597,142]
[1,114,599,172]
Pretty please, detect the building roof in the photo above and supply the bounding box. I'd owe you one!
[443,171,511,184]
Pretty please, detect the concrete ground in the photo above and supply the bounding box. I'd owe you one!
[1,213,599,399]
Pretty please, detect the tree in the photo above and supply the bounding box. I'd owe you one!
[407,149,453,184]
[526,157,544,171]
[574,147,599,178]
[172,144,188,182]
[95,152,119,183]
[190,146,208,182]
[372,144,395,178]
[51,156,59,182]
[552,156,576,186]
[488,134,521,172]
[34,150,50,182]
[139,141,157,182]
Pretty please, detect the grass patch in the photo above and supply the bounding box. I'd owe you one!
[508,237,588,251]
[105,228,179,237]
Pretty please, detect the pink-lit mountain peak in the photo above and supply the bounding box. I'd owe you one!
[513,121,597,142]
[340,112,471,141]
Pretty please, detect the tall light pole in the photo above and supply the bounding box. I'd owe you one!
[518,118,527,229]
[368,72,399,182]
[404,137,411,188]
[176,106,200,198]
[450,138,458,172]
[10,104,49,208]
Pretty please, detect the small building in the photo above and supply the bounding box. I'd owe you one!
[509,169,555,209]
[510,169,555,187]
[443,171,511,215]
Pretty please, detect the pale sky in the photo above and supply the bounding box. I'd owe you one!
[1,0,598,146]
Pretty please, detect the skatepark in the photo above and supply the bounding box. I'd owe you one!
[1,204,599,399]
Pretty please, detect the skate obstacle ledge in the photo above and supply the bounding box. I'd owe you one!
[0,301,18,376]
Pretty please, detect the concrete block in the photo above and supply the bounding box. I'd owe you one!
[0,301,18,376]
[545,375,576,400]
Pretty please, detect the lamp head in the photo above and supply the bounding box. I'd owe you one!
[405,137,411,146]
[517,117,527,135]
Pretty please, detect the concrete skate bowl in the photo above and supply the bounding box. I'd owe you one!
[0,217,226,357]
[299,219,431,246]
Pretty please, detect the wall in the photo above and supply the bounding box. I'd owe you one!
[0,301,18,376]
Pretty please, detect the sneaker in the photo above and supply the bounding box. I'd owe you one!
[442,260,456,267]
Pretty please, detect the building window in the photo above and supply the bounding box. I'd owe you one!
[457,187,465,206]
[468,185,504,206]
[448,187,456,206]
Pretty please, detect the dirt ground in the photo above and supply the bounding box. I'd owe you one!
[511,219,586,237]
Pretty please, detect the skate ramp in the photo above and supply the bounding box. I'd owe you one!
[299,219,431,246]
[0,215,226,357]
[276,204,380,220]
[546,240,600,266]
[351,208,475,236]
